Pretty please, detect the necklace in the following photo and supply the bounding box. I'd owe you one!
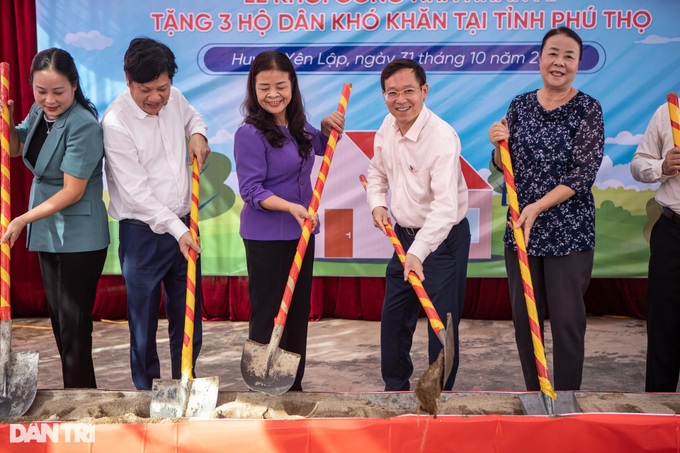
[44,114,56,134]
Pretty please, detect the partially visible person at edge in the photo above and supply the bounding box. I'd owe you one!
[101,37,210,391]
[234,50,345,391]
[365,58,471,392]
[0,48,109,388]
[631,97,680,392]
[488,27,604,391]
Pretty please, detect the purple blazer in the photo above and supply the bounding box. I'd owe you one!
[234,122,328,241]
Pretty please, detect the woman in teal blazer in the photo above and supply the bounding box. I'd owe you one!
[0,48,109,388]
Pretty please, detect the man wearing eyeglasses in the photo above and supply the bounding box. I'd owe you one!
[365,58,471,392]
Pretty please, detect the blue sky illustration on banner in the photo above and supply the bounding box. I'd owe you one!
[34,0,680,277]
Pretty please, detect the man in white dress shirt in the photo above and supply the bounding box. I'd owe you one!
[102,37,210,390]
[631,101,680,392]
[366,59,470,391]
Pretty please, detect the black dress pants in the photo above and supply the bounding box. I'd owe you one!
[244,236,314,391]
[646,214,680,392]
[39,248,107,388]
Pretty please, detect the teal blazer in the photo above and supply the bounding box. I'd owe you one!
[16,102,110,253]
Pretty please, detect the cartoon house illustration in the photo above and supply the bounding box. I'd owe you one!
[313,131,493,261]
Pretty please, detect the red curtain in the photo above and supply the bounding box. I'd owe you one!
[0,0,648,323]
[89,275,646,322]
[0,0,45,317]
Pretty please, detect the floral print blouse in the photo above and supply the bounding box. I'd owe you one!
[501,90,604,257]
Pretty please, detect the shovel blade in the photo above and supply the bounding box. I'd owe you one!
[0,351,39,418]
[186,376,219,418]
[150,376,219,418]
[442,312,455,386]
[415,312,456,415]
[415,350,444,415]
[241,339,300,396]
[518,391,580,416]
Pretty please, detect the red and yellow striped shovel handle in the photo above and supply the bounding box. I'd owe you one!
[180,158,200,379]
[359,174,444,335]
[667,93,680,148]
[273,83,352,328]
[498,139,556,399]
[0,62,11,322]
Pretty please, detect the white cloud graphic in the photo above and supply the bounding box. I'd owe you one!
[636,35,680,44]
[476,167,491,181]
[64,30,113,50]
[209,129,234,144]
[605,131,643,145]
[595,155,658,191]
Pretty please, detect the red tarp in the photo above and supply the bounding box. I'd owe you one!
[2,413,679,453]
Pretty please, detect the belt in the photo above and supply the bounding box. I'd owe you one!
[121,214,191,227]
[399,225,421,236]
[662,207,680,224]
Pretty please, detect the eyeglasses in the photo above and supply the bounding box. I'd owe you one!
[383,86,422,102]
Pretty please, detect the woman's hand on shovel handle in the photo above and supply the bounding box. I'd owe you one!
[321,111,345,138]
[289,203,318,230]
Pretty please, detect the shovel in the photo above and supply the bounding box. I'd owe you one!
[241,83,352,396]
[150,158,218,418]
[0,61,39,417]
[360,175,453,415]
[498,139,579,415]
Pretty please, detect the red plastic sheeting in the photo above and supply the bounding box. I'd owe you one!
[2,413,679,453]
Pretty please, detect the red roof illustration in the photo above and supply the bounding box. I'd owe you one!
[346,131,491,190]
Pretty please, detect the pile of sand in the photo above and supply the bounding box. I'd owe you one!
[3,389,679,424]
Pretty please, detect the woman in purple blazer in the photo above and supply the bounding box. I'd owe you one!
[234,50,344,391]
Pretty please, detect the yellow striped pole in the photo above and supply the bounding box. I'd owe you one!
[499,139,556,400]
[273,83,351,329]
[668,93,680,148]
[0,62,11,323]
[180,158,200,379]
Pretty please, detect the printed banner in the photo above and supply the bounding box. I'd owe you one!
[35,0,680,277]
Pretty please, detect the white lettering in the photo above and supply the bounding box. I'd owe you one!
[9,423,96,443]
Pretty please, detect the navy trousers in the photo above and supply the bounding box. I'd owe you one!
[381,218,470,391]
[119,221,202,390]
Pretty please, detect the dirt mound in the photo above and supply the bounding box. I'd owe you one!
[4,390,680,424]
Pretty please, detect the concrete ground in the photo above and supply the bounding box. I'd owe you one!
[9,314,650,393]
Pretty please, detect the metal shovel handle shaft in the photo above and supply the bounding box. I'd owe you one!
[1,62,11,323]
[272,83,352,333]
[499,139,555,399]
[180,159,200,379]
[359,175,445,339]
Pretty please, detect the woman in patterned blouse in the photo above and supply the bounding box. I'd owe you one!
[488,27,604,391]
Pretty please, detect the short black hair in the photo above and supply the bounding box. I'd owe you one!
[540,27,583,62]
[380,58,426,91]
[123,37,178,83]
